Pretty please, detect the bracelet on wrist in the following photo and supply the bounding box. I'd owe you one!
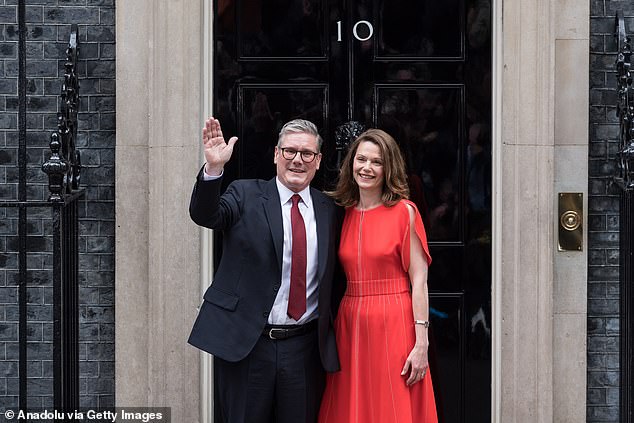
[414,320,429,328]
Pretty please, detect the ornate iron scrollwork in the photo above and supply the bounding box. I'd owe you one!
[43,24,81,201]
[614,13,634,191]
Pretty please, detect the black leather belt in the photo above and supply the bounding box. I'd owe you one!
[263,320,317,340]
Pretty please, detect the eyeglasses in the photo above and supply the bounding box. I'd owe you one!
[279,147,319,163]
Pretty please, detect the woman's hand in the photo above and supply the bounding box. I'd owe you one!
[401,343,430,386]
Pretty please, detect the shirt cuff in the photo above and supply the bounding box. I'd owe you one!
[202,167,223,181]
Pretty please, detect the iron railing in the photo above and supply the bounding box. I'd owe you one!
[615,11,634,423]
[0,21,83,413]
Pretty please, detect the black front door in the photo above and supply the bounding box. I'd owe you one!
[213,1,492,421]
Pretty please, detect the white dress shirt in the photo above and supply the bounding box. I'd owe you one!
[269,178,319,325]
[202,169,319,325]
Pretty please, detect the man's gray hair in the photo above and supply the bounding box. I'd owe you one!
[277,119,324,151]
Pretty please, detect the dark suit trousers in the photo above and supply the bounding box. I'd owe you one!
[214,327,325,423]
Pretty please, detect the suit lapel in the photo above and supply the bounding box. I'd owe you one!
[312,188,329,281]
[262,178,284,272]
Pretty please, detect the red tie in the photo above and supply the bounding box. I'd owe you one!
[287,194,307,320]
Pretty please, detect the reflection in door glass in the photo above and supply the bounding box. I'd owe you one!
[377,87,462,242]
[378,0,463,58]
[237,0,326,58]
[239,86,327,180]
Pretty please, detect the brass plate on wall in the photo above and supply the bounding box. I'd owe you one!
[558,193,583,251]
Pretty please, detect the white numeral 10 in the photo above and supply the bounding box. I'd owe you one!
[336,20,374,42]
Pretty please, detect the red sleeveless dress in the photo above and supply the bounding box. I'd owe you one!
[319,200,437,423]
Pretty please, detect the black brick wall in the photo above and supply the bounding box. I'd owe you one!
[589,2,633,422]
[0,0,114,409]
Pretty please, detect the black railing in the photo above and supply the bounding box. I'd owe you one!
[615,11,634,423]
[0,22,83,414]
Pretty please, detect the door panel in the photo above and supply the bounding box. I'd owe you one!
[237,84,328,180]
[376,0,464,59]
[374,84,464,242]
[430,294,464,423]
[213,1,491,421]
[237,0,328,59]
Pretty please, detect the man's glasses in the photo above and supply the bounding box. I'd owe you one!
[279,147,319,163]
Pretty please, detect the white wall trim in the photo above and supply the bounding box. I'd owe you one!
[200,0,215,422]
[116,1,203,419]
[491,0,503,420]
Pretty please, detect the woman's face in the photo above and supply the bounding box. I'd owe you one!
[352,141,384,194]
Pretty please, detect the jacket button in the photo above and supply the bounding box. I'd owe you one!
[273,285,280,292]
[263,311,269,318]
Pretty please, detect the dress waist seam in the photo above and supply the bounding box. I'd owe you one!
[343,290,410,298]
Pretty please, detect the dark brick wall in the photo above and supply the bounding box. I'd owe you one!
[0,0,114,409]
[588,2,634,422]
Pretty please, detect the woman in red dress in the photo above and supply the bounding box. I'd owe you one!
[319,129,437,423]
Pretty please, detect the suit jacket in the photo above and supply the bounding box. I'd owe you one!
[188,169,341,372]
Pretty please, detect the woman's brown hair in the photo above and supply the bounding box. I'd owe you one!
[329,129,409,207]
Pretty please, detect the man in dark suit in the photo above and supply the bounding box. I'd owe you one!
[188,117,340,423]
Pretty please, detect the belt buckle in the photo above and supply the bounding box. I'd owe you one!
[268,328,286,340]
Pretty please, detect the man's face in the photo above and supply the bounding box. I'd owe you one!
[274,132,322,192]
